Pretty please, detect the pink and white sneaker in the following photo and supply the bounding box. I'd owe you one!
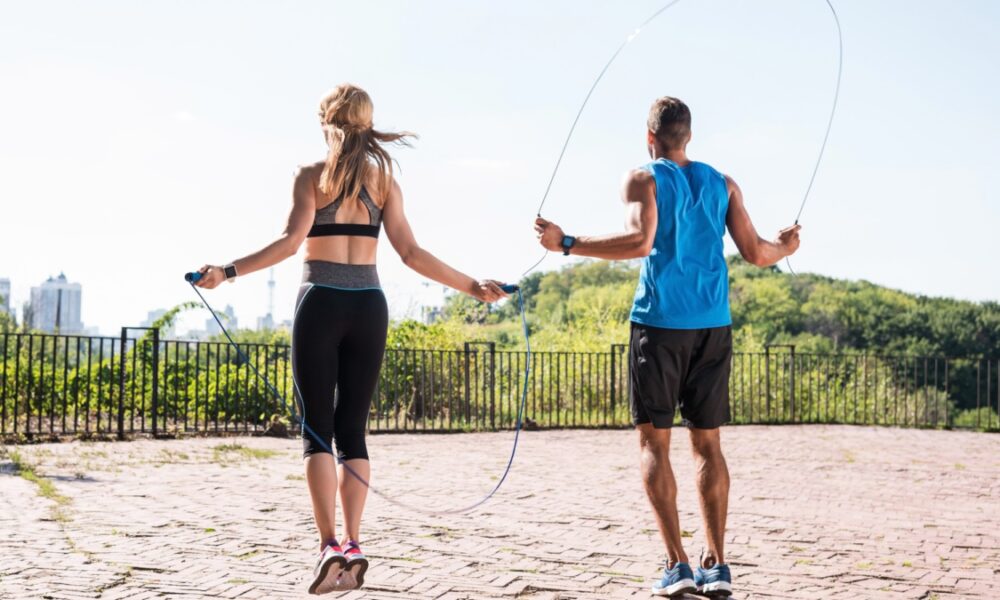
[308,540,347,595]
[342,540,369,589]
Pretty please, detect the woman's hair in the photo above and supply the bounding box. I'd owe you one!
[318,84,415,203]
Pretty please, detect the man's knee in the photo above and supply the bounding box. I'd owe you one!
[689,427,723,459]
[638,423,672,454]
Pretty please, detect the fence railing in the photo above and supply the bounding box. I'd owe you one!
[1,330,997,440]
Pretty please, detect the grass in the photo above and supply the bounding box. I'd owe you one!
[285,473,305,481]
[855,561,873,570]
[8,450,72,523]
[228,578,249,585]
[681,530,694,538]
[602,570,644,583]
[212,444,279,461]
[394,556,423,563]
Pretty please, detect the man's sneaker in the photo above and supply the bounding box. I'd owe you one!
[342,540,369,589]
[651,561,696,597]
[694,563,732,597]
[308,541,347,595]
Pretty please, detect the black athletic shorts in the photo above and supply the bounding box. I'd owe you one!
[628,322,732,429]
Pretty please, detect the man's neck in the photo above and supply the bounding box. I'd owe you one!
[654,149,690,166]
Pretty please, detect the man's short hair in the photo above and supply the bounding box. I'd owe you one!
[647,97,691,151]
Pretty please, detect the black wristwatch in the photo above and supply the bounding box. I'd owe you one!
[561,235,576,256]
[223,263,238,283]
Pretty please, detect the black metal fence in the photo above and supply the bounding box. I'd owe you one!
[1,329,997,440]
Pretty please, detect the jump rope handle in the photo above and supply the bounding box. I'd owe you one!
[500,284,520,294]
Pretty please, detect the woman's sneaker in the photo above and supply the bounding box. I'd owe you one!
[308,541,347,595]
[694,563,732,597]
[651,561,696,597]
[342,540,369,589]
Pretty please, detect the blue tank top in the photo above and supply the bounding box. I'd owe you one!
[630,158,731,329]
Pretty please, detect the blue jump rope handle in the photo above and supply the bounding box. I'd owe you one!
[500,284,519,293]
[184,272,202,283]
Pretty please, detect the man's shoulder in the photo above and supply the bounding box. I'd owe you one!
[688,160,725,178]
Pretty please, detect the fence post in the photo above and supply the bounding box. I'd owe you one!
[117,328,127,440]
[151,328,160,436]
[790,345,796,421]
[463,342,472,426]
[764,347,771,422]
[488,342,496,430]
[609,344,627,413]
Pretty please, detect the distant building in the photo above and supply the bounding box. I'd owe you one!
[29,273,83,333]
[141,308,174,338]
[422,305,444,324]
[206,305,237,336]
[257,313,275,331]
[0,278,10,314]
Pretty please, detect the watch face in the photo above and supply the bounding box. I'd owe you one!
[562,235,574,248]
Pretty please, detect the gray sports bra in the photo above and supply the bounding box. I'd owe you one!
[307,186,382,238]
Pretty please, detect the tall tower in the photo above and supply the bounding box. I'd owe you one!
[268,268,276,320]
[257,268,277,330]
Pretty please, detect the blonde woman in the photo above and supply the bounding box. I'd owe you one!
[194,84,507,594]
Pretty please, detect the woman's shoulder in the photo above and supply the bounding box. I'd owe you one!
[295,160,327,179]
[363,163,398,206]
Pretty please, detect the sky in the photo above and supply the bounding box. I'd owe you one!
[1,0,998,335]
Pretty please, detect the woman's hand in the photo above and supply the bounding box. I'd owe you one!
[194,265,226,289]
[470,279,508,303]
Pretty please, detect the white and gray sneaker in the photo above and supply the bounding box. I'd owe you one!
[308,541,347,595]
[342,540,369,590]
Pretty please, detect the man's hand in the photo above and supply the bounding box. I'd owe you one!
[534,217,565,253]
[776,224,802,257]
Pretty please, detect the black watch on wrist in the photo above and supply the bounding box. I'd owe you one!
[223,263,238,282]
[561,235,576,256]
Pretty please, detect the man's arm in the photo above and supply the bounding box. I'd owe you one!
[534,169,657,260]
[725,175,801,267]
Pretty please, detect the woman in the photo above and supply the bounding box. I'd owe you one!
[194,84,507,594]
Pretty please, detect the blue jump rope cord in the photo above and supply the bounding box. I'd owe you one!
[188,280,530,516]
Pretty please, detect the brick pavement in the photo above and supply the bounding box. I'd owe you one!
[1,426,997,599]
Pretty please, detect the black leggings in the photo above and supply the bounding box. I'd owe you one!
[292,284,388,460]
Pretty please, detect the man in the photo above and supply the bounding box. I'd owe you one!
[534,96,800,597]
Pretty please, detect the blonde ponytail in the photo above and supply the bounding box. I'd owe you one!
[318,84,415,203]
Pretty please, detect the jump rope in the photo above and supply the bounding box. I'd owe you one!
[186,0,843,515]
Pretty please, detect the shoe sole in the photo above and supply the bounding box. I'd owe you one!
[308,555,347,595]
[346,557,369,589]
[651,578,696,597]
[697,580,733,597]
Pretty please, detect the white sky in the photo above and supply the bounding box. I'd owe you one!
[1,0,998,335]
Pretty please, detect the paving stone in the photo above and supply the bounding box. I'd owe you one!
[0,425,998,598]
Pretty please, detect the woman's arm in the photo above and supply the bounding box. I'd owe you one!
[194,167,316,289]
[381,177,505,303]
